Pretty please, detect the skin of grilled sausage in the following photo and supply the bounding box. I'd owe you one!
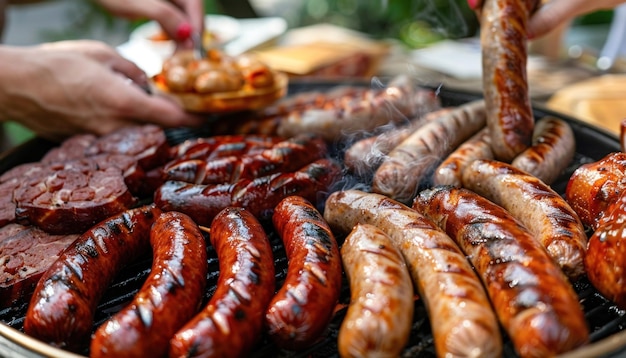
[265,196,343,350]
[621,118,626,152]
[462,159,587,281]
[565,152,626,230]
[324,190,502,358]
[89,211,208,358]
[169,207,275,358]
[432,127,493,187]
[154,158,342,226]
[481,0,540,161]
[23,204,162,352]
[343,107,454,177]
[413,186,589,357]
[584,190,626,309]
[163,134,328,184]
[372,100,486,204]
[511,116,576,185]
[338,223,414,358]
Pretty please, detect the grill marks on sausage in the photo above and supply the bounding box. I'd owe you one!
[169,207,275,358]
[413,186,589,357]
[265,196,342,350]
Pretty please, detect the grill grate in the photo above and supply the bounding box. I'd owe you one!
[0,82,624,357]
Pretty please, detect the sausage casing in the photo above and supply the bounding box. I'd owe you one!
[413,186,589,357]
[462,159,587,280]
[23,205,161,351]
[265,196,343,350]
[90,211,208,357]
[324,190,502,358]
[338,223,414,358]
[169,207,275,358]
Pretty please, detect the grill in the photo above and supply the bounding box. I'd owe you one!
[0,80,624,357]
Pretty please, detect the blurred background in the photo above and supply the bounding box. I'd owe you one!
[0,0,621,145]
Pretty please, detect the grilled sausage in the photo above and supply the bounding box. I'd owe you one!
[565,152,626,229]
[372,100,486,203]
[90,211,208,358]
[413,186,589,357]
[324,190,502,358]
[584,190,626,309]
[23,205,161,352]
[163,134,328,184]
[338,223,414,358]
[481,0,539,161]
[168,135,282,162]
[154,158,342,226]
[169,207,275,358]
[462,159,587,280]
[511,116,576,185]
[432,127,493,186]
[343,107,453,176]
[621,118,626,152]
[265,196,342,350]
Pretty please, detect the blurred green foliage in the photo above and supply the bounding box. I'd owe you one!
[296,0,479,48]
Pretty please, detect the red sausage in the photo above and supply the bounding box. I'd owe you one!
[169,207,275,358]
[413,186,589,357]
[481,0,540,161]
[265,196,342,350]
[90,211,208,357]
[154,158,342,226]
[23,205,161,352]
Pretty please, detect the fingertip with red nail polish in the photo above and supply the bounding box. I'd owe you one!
[176,22,192,41]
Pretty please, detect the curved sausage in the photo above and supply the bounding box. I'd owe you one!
[168,135,282,162]
[462,159,587,281]
[413,186,589,357]
[324,190,502,358]
[23,205,161,352]
[511,116,576,185]
[338,223,414,358]
[154,158,342,226]
[372,100,486,203]
[343,107,453,176]
[432,127,493,186]
[481,0,540,161]
[265,196,342,350]
[163,134,328,184]
[584,190,626,309]
[169,207,275,358]
[90,211,208,357]
[565,152,626,229]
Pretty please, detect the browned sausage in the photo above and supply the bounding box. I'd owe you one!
[565,152,626,229]
[324,190,502,358]
[343,107,453,176]
[511,116,576,185]
[481,0,540,161]
[621,118,626,152]
[90,211,208,357]
[372,100,486,203]
[413,186,589,357]
[584,190,626,309]
[338,223,414,358]
[163,134,327,184]
[154,158,342,226]
[169,207,275,358]
[462,159,587,281]
[432,127,493,186]
[23,205,161,352]
[265,196,342,350]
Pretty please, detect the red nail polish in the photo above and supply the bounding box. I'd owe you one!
[176,22,192,40]
[467,0,477,9]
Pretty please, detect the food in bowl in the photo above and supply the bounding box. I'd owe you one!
[151,49,288,113]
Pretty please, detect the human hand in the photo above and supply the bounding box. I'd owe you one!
[95,0,204,48]
[468,0,626,38]
[0,40,204,142]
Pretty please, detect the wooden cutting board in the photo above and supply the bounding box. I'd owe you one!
[547,74,626,135]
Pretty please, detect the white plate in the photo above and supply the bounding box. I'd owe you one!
[129,14,241,59]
